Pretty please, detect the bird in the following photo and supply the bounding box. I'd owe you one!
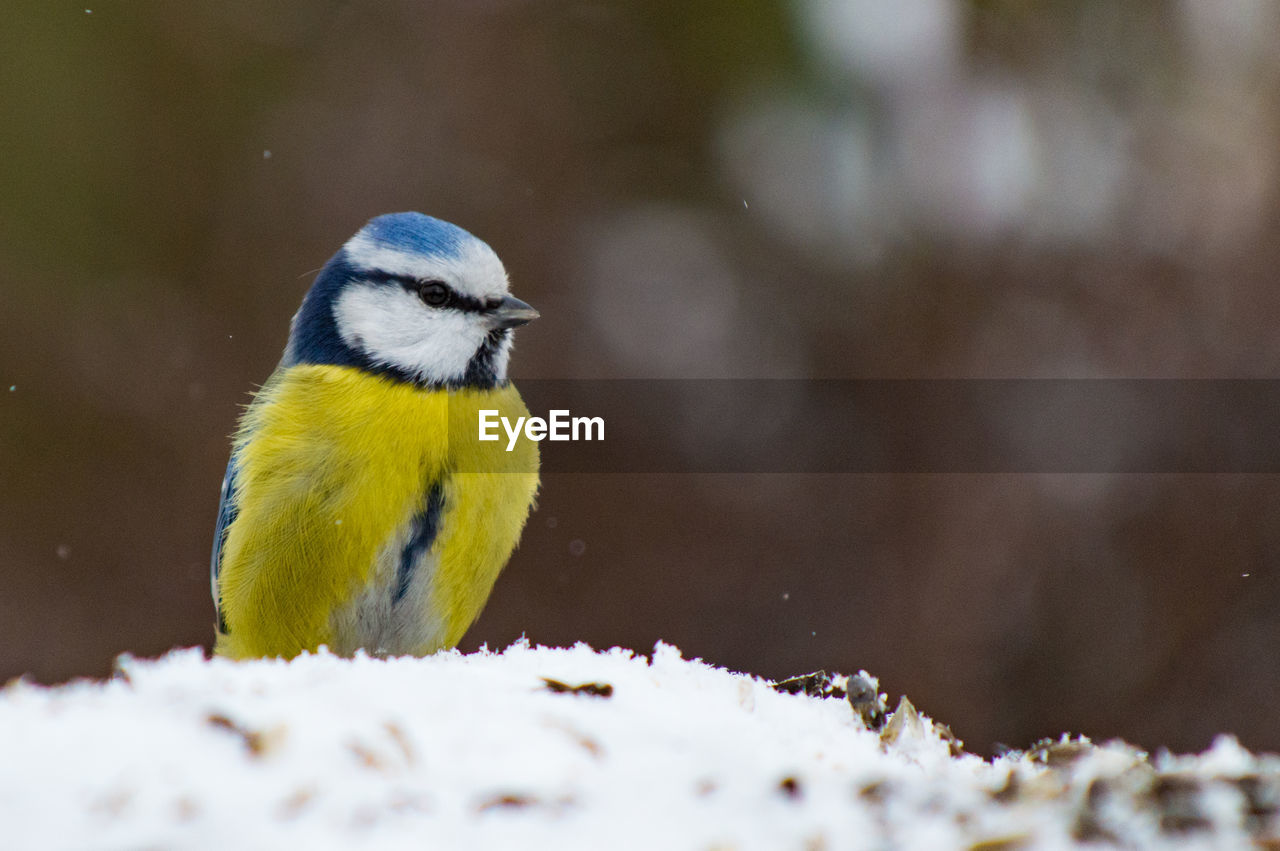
[211,212,540,660]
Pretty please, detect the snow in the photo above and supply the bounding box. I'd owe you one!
[1,641,1277,849]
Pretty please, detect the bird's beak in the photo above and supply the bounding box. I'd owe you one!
[487,295,540,330]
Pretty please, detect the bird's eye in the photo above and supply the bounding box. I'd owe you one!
[417,281,450,307]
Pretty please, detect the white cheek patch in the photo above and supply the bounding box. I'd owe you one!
[333,283,489,385]
[343,232,511,301]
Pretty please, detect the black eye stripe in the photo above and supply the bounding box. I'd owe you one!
[361,271,491,313]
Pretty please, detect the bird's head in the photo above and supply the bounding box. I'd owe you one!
[284,212,538,389]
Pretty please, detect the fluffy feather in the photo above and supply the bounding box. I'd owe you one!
[215,365,538,658]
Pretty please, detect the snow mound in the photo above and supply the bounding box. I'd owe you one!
[1,641,1277,849]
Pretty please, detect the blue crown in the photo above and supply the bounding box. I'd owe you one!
[358,212,472,259]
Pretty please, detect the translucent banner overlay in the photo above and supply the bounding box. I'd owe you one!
[451,380,1280,473]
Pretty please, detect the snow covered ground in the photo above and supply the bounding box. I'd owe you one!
[1,641,1276,849]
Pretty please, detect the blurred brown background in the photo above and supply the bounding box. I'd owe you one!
[3,1,1280,756]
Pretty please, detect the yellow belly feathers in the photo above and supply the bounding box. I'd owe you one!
[214,364,539,659]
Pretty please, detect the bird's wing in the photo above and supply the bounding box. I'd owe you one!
[210,452,240,634]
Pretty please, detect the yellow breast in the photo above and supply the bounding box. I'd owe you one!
[215,364,539,659]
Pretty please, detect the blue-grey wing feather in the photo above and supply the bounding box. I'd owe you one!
[211,453,241,633]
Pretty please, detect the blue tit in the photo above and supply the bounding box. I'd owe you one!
[211,212,540,659]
